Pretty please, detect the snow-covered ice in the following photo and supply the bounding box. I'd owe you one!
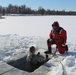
[0,16,76,75]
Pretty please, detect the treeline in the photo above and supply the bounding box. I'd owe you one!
[0,4,76,15]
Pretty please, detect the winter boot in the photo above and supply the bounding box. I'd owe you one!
[65,45,68,51]
[44,47,52,54]
[45,54,49,61]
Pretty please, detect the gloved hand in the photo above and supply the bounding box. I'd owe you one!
[37,52,40,56]
[61,44,66,48]
[61,45,68,51]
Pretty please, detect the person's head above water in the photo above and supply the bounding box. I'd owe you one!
[29,46,36,55]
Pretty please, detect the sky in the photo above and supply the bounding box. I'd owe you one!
[0,0,76,11]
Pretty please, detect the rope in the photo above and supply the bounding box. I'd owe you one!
[51,52,67,75]
[40,47,68,75]
[59,53,67,75]
[60,62,64,75]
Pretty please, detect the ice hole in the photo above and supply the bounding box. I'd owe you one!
[7,56,48,72]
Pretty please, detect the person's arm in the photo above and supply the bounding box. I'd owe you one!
[62,30,67,45]
[49,30,53,39]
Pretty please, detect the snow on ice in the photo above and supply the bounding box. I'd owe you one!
[0,16,76,75]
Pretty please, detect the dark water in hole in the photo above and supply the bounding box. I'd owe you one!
[7,56,48,72]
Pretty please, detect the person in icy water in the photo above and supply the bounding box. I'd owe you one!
[26,46,48,72]
[44,21,68,54]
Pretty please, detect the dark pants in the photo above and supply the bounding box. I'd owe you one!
[47,39,68,54]
[47,39,55,46]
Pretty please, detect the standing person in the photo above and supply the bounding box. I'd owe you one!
[44,21,68,54]
[26,46,48,72]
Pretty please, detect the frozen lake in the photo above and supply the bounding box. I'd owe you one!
[0,16,76,75]
[0,16,76,43]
